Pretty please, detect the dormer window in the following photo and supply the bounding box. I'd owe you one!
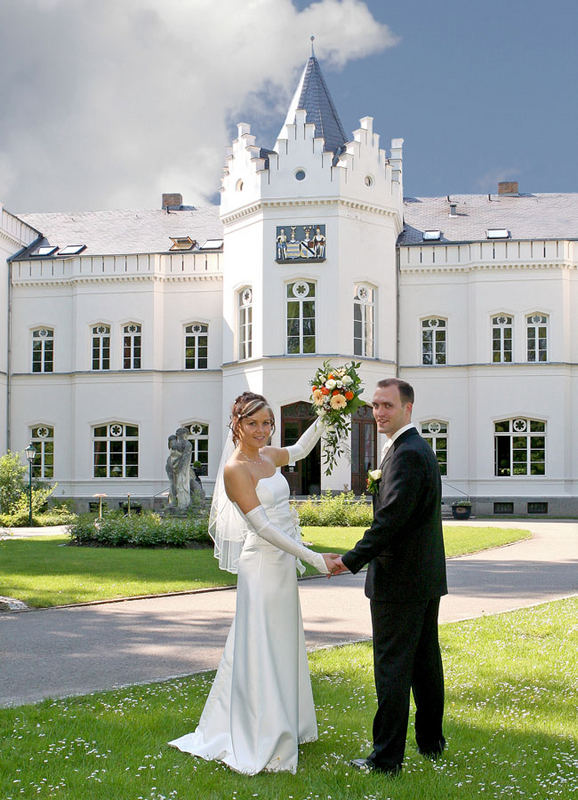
[199,239,224,250]
[59,244,86,255]
[34,246,58,257]
[169,236,196,251]
[423,230,441,241]
[486,229,509,239]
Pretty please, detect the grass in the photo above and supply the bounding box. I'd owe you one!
[0,597,575,800]
[0,526,531,608]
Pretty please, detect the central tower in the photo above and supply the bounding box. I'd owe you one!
[220,50,404,491]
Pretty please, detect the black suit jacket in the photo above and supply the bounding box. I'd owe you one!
[342,427,447,602]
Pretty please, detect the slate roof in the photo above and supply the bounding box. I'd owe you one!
[399,193,578,245]
[280,55,347,155]
[15,206,223,258]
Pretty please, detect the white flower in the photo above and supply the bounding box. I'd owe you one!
[325,379,337,389]
[341,375,353,386]
[368,469,382,481]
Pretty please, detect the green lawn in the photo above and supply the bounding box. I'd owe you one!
[0,525,531,608]
[0,597,575,800]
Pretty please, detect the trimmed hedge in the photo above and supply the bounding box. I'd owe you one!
[68,509,211,548]
[296,491,372,527]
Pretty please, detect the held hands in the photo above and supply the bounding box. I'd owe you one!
[322,553,350,578]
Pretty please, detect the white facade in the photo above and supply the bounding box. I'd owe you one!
[1,57,576,516]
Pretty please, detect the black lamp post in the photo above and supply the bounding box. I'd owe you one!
[24,443,36,526]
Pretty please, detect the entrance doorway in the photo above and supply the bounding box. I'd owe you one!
[281,402,321,496]
[351,404,377,495]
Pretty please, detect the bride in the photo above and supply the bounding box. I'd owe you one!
[169,392,337,774]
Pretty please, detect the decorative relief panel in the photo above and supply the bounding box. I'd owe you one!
[276,225,326,263]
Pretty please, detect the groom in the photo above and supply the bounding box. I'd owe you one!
[329,378,447,776]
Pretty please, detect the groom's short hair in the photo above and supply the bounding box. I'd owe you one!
[376,378,414,405]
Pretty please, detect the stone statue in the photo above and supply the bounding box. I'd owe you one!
[165,428,193,510]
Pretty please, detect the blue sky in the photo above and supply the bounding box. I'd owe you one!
[260,0,578,199]
[0,0,575,211]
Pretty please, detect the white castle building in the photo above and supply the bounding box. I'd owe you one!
[1,54,576,516]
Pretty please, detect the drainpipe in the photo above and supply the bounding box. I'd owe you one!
[7,236,42,450]
[395,246,400,377]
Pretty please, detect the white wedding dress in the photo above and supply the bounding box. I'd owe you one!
[169,470,321,774]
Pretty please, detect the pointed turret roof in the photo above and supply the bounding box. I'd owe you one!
[279,54,347,155]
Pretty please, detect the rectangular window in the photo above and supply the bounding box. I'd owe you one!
[421,421,448,475]
[31,425,54,478]
[32,328,54,373]
[422,319,446,365]
[123,324,142,369]
[286,282,316,354]
[495,418,546,477]
[238,289,253,360]
[185,324,208,369]
[353,285,375,357]
[93,423,139,477]
[494,502,514,514]
[527,314,548,362]
[527,502,548,514]
[492,315,512,363]
[92,325,111,370]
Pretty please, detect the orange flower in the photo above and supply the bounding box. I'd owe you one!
[332,389,340,396]
[328,373,334,379]
[312,385,317,391]
[330,394,347,410]
[321,386,330,395]
[345,390,354,400]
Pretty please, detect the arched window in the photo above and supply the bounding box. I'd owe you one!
[92,324,111,370]
[31,425,54,478]
[420,421,448,475]
[491,315,512,363]
[185,323,208,370]
[93,423,139,478]
[353,284,375,357]
[421,318,446,365]
[32,328,54,373]
[494,418,546,477]
[286,281,316,354]
[123,323,142,369]
[183,422,209,475]
[526,313,548,362]
[238,288,253,360]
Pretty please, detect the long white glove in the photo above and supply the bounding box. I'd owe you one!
[285,418,325,465]
[244,505,329,574]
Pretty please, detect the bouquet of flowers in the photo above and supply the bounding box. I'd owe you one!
[310,360,364,475]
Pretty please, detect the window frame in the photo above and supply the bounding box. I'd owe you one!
[491,314,513,363]
[93,422,139,478]
[183,421,209,476]
[353,283,375,358]
[286,280,316,355]
[526,313,548,362]
[91,324,111,371]
[31,425,54,479]
[421,317,447,366]
[238,288,253,361]
[32,327,54,373]
[494,417,546,477]
[122,323,142,370]
[184,322,209,370]
[420,420,448,476]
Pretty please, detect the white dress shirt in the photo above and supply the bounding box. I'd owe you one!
[381,423,416,461]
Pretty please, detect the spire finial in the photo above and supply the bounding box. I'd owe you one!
[310,35,315,57]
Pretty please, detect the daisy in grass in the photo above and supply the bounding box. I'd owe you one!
[310,361,364,475]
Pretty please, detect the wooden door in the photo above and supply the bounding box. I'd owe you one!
[281,402,321,496]
[351,404,377,495]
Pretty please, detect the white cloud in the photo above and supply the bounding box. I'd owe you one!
[0,0,397,212]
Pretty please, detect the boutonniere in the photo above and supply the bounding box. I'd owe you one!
[366,468,382,495]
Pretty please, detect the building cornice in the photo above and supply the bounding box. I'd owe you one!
[400,361,577,370]
[221,196,401,226]
[10,273,223,288]
[400,260,576,275]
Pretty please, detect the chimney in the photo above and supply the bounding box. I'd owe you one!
[162,193,183,210]
[448,200,458,217]
[498,181,519,196]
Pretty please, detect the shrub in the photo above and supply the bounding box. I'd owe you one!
[0,450,63,526]
[296,491,373,527]
[68,509,211,548]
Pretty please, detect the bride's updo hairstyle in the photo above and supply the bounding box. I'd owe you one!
[230,392,275,446]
